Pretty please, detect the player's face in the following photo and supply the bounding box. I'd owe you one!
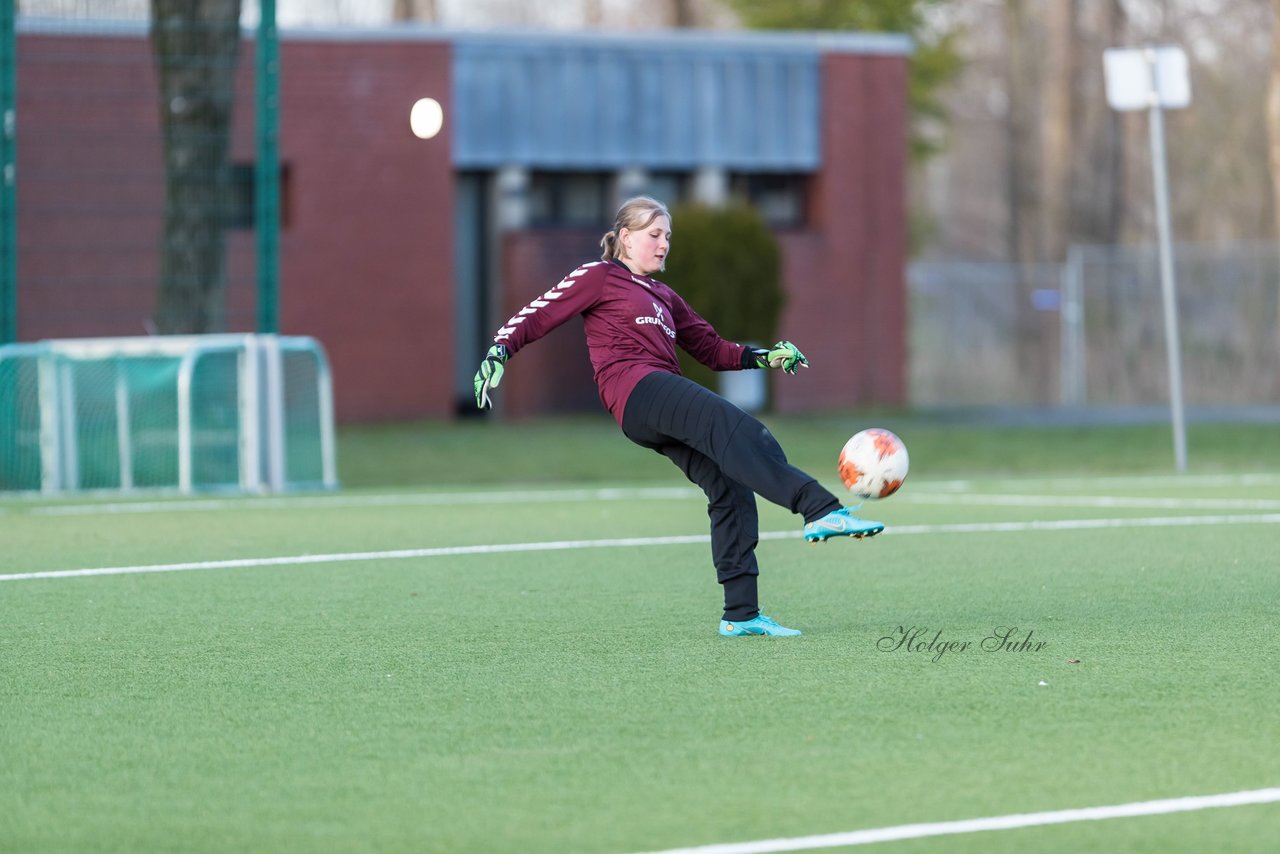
[620,215,671,275]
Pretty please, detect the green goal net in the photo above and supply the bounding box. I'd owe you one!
[0,334,335,494]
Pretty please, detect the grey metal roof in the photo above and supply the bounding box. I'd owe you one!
[450,30,909,172]
[17,19,910,172]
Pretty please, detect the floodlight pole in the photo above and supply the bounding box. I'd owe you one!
[1146,48,1188,473]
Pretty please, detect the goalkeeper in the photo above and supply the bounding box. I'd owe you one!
[473,196,882,637]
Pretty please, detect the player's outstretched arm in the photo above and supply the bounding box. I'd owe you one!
[473,344,508,409]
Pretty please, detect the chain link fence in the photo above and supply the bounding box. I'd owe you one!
[910,242,1280,407]
[3,3,277,343]
[909,260,1064,406]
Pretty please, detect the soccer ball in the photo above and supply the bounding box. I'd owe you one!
[838,428,909,500]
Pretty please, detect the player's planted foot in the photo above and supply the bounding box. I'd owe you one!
[719,614,802,637]
[803,507,884,543]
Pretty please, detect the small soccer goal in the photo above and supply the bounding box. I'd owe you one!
[0,334,338,495]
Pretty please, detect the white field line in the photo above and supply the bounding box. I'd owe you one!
[0,534,710,582]
[3,512,1280,583]
[633,787,1280,854]
[884,513,1280,535]
[922,472,1280,492]
[2,472,1277,517]
[8,486,704,516]
[901,493,1280,511]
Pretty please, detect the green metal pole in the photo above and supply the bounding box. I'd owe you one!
[0,1,16,344]
[255,0,280,334]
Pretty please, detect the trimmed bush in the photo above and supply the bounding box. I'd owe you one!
[661,203,784,392]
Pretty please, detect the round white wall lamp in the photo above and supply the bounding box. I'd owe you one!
[410,98,444,140]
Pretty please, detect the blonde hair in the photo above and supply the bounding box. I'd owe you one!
[599,196,671,264]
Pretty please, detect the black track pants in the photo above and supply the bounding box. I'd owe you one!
[621,371,841,620]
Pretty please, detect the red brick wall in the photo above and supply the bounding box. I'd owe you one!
[277,39,455,422]
[775,53,909,413]
[17,35,170,339]
[14,33,455,423]
[17,34,265,337]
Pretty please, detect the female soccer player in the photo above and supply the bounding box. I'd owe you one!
[473,196,882,636]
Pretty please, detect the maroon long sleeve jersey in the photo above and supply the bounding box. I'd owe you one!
[493,259,749,425]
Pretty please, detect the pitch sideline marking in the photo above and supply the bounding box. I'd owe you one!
[900,493,1280,510]
[631,787,1280,853]
[3,471,1277,517]
[3,512,1280,583]
[925,472,1280,491]
[10,486,704,516]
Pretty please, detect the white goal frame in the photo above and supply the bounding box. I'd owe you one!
[0,334,338,495]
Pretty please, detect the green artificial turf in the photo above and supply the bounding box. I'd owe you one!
[335,412,1277,489]
[2,419,1278,852]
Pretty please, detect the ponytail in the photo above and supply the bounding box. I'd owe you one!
[599,229,621,262]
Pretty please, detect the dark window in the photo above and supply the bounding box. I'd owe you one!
[529,172,611,227]
[641,172,689,208]
[227,162,292,230]
[730,173,808,228]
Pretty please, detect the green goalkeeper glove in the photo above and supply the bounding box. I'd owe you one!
[473,344,509,409]
[751,340,809,374]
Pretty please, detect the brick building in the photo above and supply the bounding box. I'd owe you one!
[14,24,909,422]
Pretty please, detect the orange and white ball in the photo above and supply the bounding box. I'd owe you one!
[838,428,909,500]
